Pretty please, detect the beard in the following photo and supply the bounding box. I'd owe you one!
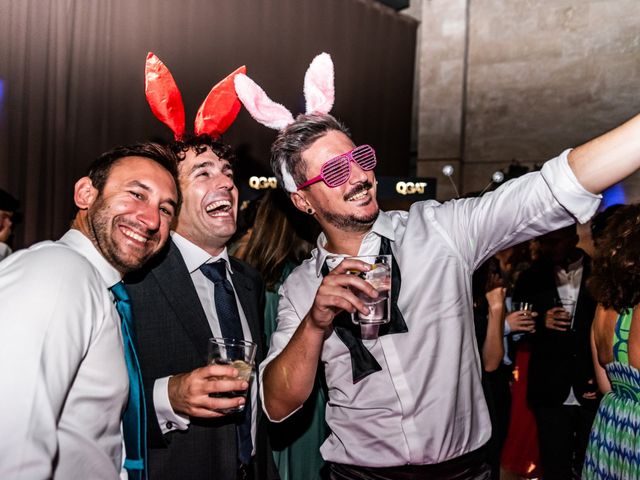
[316,181,379,232]
[88,196,158,274]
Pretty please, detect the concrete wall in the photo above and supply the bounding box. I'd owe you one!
[408,0,640,203]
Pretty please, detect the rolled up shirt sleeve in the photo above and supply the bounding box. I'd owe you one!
[540,149,602,224]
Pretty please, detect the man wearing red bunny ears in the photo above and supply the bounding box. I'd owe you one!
[126,54,278,480]
[235,53,640,479]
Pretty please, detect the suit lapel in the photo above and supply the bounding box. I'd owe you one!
[229,259,262,357]
[152,240,213,360]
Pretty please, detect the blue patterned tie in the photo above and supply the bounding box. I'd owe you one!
[200,260,253,466]
[111,281,147,480]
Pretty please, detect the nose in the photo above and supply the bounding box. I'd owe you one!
[138,202,161,231]
[349,159,369,184]
[218,173,235,190]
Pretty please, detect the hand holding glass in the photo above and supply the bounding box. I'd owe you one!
[510,302,536,334]
[347,255,392,325]
[207,338,256,413]
[554,298,576,331]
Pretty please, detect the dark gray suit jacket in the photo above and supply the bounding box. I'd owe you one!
[126,240,278,480]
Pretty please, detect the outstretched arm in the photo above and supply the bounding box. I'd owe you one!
[569,114,640,193]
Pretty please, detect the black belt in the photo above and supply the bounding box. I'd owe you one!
[328,446,489,480]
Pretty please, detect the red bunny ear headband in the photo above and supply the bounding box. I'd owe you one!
[145,52,246,140]
[234,52,335,192]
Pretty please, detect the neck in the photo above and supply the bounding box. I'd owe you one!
[323,228,369,256]
[175,229,226,258]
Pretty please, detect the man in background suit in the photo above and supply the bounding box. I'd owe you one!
[513,225,599,480]
[127,136,278,480]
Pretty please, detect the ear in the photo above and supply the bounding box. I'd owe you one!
[194,65,246,137]
[145,52,186,139]
[234,73,294,130]
[290,190,311,214]
[304,52,334,115]
[74,177,98,210]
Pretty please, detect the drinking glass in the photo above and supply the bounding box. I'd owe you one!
[346,254,392,326]
[207,337,256,413]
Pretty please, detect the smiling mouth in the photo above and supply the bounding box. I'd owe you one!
[121,226,150,244]
[205,199,233,217]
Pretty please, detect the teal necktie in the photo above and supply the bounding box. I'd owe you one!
[111,281,147,480]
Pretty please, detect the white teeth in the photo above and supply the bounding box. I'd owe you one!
[123,229,146,242]
[348,190,368,201]
[205,200,231,213]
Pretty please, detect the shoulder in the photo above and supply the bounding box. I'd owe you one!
[230,256,264,287]
[1,241,102,286]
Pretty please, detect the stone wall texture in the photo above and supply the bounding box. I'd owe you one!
[410,0,640,203]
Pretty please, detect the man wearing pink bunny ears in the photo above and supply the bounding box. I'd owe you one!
[236,53,640,479]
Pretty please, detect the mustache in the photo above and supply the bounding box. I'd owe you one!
[343,181,374,201]
[118,218,159,236]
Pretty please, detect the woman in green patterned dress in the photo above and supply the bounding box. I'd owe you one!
[584,204,640,479]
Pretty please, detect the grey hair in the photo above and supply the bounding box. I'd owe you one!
[270,113,350,192]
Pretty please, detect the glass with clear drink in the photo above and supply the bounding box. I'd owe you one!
[347,254,392,325]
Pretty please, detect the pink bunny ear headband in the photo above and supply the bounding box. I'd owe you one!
[234,52,335,192]
[145,52,246,140]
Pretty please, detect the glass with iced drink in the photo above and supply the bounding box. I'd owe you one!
[348,254,392,325]
[207,337,256,413]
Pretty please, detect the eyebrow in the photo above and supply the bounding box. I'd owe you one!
[127,180,178,210]
[188,160,233,175]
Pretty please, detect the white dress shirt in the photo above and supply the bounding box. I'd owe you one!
[0,229,129,479]
[555,256,584,406]
[0,241,12,261]
[152,232,257,451]
[260,150,601,467]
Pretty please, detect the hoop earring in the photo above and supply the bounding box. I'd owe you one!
[307,208,314,215]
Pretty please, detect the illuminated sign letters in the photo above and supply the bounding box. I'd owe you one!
[249,176,278,190]
[395,181,428,195]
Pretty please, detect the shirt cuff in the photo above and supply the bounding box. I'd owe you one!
[540,149,602,224]
[503,319,511,336]
[153,376,190,434]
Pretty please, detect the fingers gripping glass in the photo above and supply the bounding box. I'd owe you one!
[296,145,377,190]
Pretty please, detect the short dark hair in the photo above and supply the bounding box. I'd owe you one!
[270,113,350,190]
[588,203,640,312]
[170,134,236,165]
[0,189,19,213]
[87,142,181,209]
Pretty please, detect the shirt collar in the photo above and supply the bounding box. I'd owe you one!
[61,229,122,288]
[171,231,232,275]
[555,254,583,275]
[313,210,395,277]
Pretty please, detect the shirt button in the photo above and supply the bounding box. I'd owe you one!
[166,421,174,430]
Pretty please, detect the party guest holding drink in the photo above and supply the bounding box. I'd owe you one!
[125,53,277,480]
[234,52,640,479]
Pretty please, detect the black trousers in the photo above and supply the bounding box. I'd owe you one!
[533,404,596,480]
[327,447,490,480]
[484,364,513,480]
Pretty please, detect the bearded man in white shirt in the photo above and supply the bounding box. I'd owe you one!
[259,112,640,479]
[0,142,180,479]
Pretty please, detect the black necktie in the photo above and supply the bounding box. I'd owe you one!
[199,260,253,465]
[321,236,408,383]
[111,282,147,480]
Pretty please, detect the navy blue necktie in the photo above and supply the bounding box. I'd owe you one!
[200,260,253,466]
[111,281,147,480]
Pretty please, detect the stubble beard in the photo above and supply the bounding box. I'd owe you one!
[89,197,154,274]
